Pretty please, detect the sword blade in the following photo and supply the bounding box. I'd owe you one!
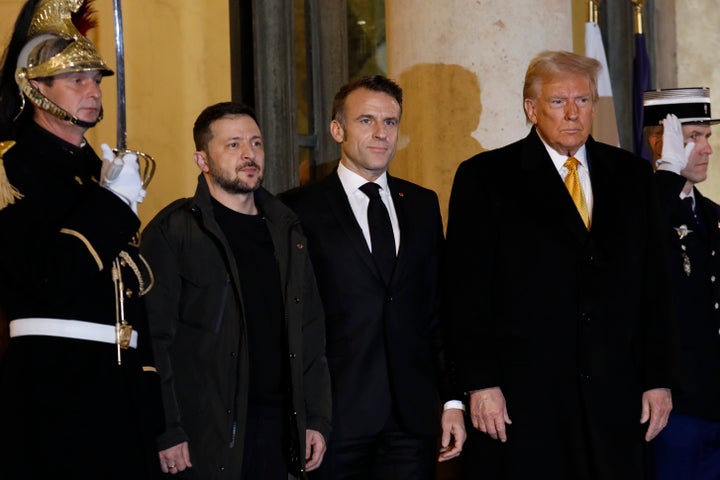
[113,0,127,151]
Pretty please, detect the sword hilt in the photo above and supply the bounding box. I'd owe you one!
[112,148,157,189]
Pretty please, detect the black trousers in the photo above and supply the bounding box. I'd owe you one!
[310,410,436,480]
[242,411,288,480]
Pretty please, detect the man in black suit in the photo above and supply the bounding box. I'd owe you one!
[642,88,720,479]
[445,51,675,479]
[282,75,465,479]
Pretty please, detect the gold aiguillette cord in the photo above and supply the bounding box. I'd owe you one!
[111,257,133,364]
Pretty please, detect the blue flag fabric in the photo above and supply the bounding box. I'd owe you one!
[633,33,652,161]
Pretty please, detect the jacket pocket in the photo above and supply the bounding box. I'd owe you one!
[179,271,231,334]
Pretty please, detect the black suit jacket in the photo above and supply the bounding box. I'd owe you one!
[445,128,676,479]
[655,171,720,421]
[282,172,449,440]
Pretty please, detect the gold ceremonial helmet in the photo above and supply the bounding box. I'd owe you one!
[14,0,113,127]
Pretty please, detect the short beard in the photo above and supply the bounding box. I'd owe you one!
[208,161,263,194]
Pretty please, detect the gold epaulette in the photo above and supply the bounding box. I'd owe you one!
[0,141,23,210]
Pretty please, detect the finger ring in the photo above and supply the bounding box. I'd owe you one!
[169,465,176,469]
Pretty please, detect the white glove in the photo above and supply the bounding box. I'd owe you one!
[656,113,695,174]
[100,143,146,214]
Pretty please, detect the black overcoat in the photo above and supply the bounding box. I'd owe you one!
[445,129,675,479]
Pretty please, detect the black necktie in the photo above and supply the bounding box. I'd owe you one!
[359,182,396,282]
[683,196,700,226]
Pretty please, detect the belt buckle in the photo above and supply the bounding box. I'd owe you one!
[117,322,133,350]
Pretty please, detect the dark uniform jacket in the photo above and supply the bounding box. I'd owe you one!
[445,129,675,480]
[0,122,163,479]
[655,170,720,421]
[141,175,331,480]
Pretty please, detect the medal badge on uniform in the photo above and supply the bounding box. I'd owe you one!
[674,225,693,276]
[681,252,692,276]
[674,224,692,240]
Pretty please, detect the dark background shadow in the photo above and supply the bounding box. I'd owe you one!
[392,63,484,226]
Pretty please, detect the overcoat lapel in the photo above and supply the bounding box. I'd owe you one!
[324,173,384,282]
[584,135,619,238]
[520,129,589,243]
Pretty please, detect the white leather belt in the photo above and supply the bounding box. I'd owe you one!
[9,318,138,349]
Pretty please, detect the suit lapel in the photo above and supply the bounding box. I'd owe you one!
[324,173,384,282]
[520,129,589,243]
[387,175,405,285]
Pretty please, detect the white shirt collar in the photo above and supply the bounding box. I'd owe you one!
[337,161,390,195]
[539,140,589,173]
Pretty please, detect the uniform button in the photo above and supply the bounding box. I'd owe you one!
[296,242,304,249]
[230,351,237,358]
[294,297,301,303]
[292,411,297,416]
[386,295,393,302]
[226,409,231,415]
[219,466,225,472]
[581,312,591,324]
[125,288,133,298]
[715,302,719,310]
[580,373,590,382]
[681,245,687,251]
[713,250,717,257]
[289,353,297,359]
[712,276,717,283]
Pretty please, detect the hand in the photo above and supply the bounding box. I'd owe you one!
[469,387,512,442]
[305,429,326,471]
[159,442,192,474]
[657,114,694,174]
[100,143,146,213]
[438,408,466,462]
[641,388,672,441]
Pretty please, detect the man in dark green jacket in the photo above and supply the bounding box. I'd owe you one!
[141,102,331,479]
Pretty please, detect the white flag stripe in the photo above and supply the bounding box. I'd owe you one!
[585,22,613,97]
[584,21,619,147]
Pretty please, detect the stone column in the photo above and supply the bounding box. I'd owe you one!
[385,0,573,222]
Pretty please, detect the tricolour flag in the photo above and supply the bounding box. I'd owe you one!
[585,21,619,147]
[633,32,652,161]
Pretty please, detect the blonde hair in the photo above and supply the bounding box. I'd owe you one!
[523,50,601,121]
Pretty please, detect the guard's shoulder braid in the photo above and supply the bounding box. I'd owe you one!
[0,140,23,210]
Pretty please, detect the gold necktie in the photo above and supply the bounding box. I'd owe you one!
[564,157,590,230]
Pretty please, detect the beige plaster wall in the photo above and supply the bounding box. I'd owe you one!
[0,1,22,47]
[386,0,574,223]
[0,0,231,224]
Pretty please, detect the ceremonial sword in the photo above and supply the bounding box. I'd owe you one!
[111,0,155,187]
